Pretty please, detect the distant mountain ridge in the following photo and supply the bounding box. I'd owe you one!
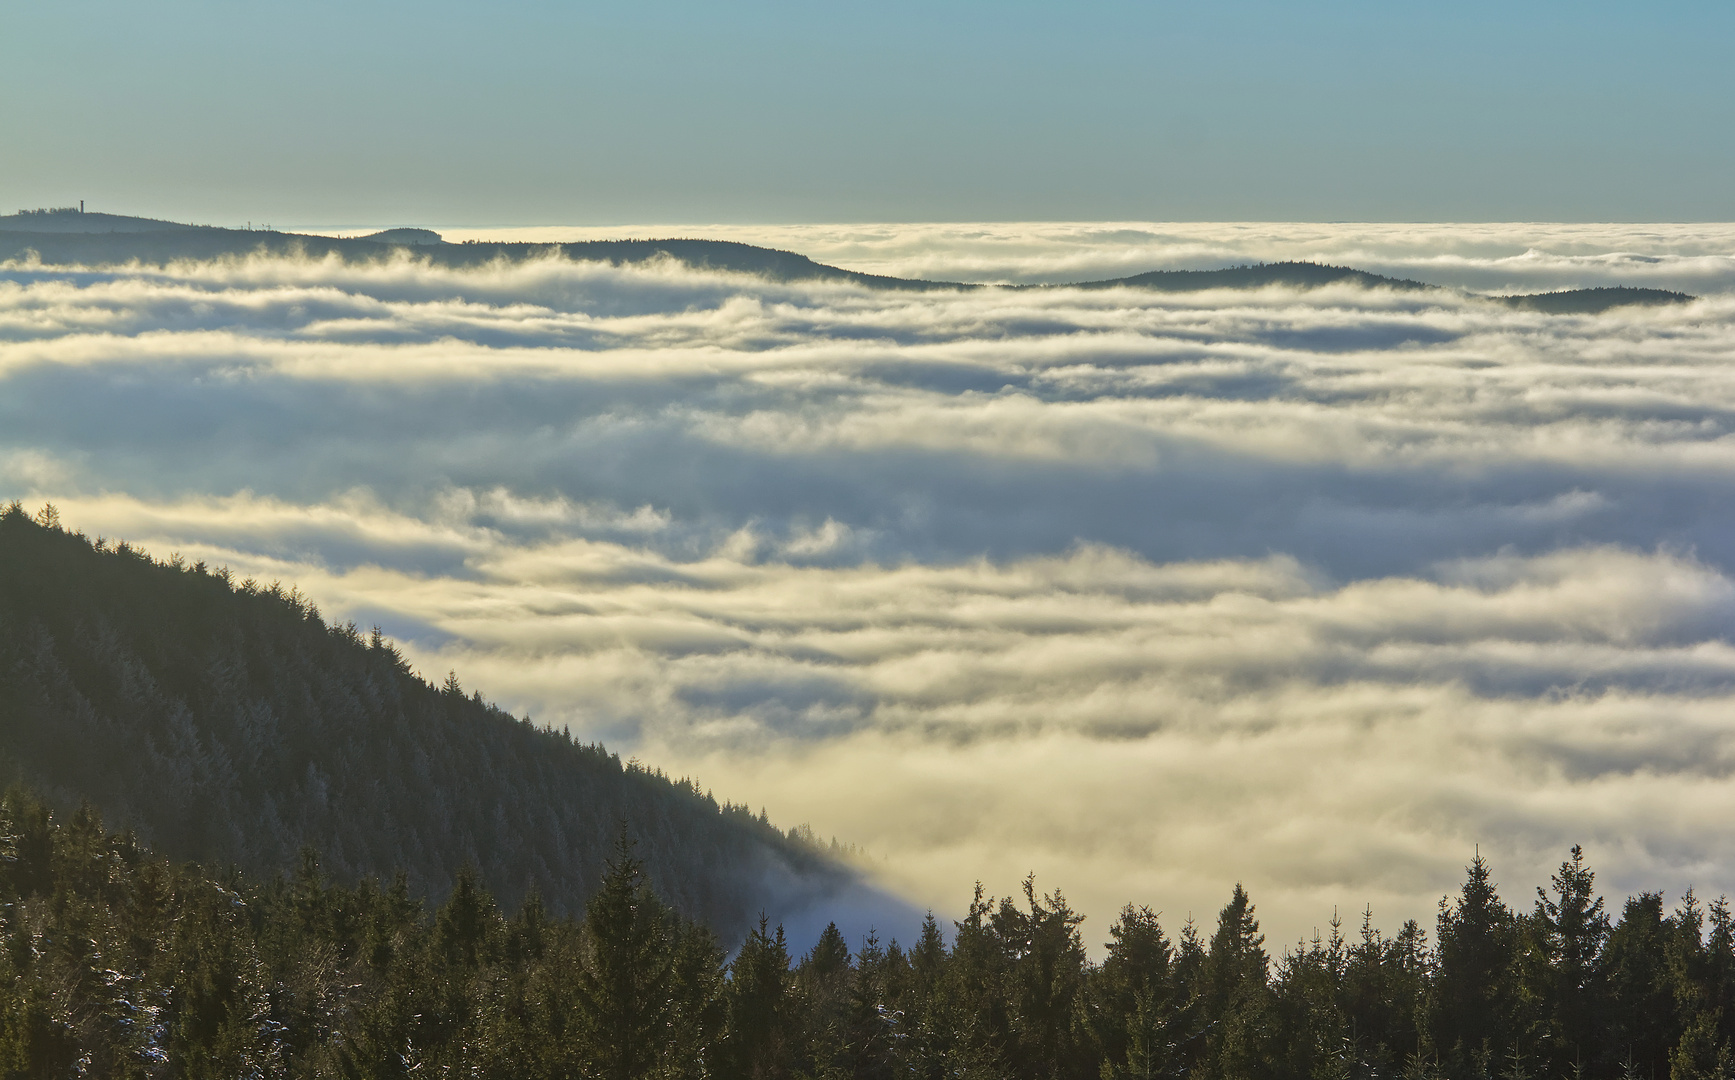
[0,505,871,941]
[1063,261,1692,311]
[1497,285,1694,314]
[0,206,210,234]
[357,227,444,246]
[0,209,955,291]
[0,208,1696,311]
[1066,260,1432,293]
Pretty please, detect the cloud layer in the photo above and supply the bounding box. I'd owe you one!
[438,221,1735,292]
[5,224,1735,947]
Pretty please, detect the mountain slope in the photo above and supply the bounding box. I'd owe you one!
[1068,261,1693,311]
[1066,260,1433,292]
[0,214,964,291]
[1498,285,1695,314]
[0,504,862,939]
[0,207,207,233]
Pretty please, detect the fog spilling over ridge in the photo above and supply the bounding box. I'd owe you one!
[432,221,1735,293]
[5,221,1735,946]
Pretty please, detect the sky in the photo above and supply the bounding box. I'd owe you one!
[4,0,1734,224]
[6,223,1735,950]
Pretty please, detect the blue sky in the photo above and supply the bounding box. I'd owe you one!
[4,1,1733,223]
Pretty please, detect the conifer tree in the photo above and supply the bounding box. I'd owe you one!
[1705,898,1735,1060]
[902,912,956,1080]
[1604,892,1679,1075]
[1523,845,1611,1077]
[575,835,675,1080]
[946,884,1015,1079]
[666,918,729,1080]
[1203,884,1274,1080]
[840,930,898,1080]
[797,921,855,1077]
[1670,1008,1735,1080]
[726,916,798,1080]
[1433,852,1519,1077]
[1089,905,1179,1080]
[992,876,1089,1080]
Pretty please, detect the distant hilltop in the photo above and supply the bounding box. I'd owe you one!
[0,210,943,290]
[0,208,1696,313]
[356,227,444,245]
[1,205,210,234]
[0,208,442,247]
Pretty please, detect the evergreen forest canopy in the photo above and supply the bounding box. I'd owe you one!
[0,208,1694,312]
[3,781,1733,1080]
[0,504,865,940]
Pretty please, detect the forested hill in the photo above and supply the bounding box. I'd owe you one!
[1067,260,1433,293]
[1499,285,1697,314]
[1066,261,1695,312]
[0,503,860,938]
[0,209,958,291]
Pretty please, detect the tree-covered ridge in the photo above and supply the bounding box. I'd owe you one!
[2,789,1730,1079]
[1066,263,1692,312]
[0,222,959,292]
[1066,260,1434,293]
[0,504,855,938]
[1498,286,1696,314]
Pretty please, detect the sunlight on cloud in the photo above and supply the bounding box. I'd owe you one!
[436,221,1735,293]
[38,488,1735,944]
[7,222,1735,944]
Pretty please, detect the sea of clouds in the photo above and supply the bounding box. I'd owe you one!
[6,222,1735,950]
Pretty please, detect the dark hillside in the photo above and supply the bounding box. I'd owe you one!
[357,227,444,245]
[0,207,206,233]
[1066,261,1696,311]
[0,504,856,938]
[0,218,966,290]
[1068,260,1432,292]
[1498,285,1695,314]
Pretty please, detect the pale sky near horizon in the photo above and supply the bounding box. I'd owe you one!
[3,0,1732,226]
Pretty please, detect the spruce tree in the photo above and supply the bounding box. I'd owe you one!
[1203,884,1274,1080]
[1433,852,1519,1077]
[991,876,1089,1080]
[1524,845,1611,1077]
[575,835,675,1080]
[726,916,797,1080]
[1089,905,1178,1080]
[902,913,955,1080]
